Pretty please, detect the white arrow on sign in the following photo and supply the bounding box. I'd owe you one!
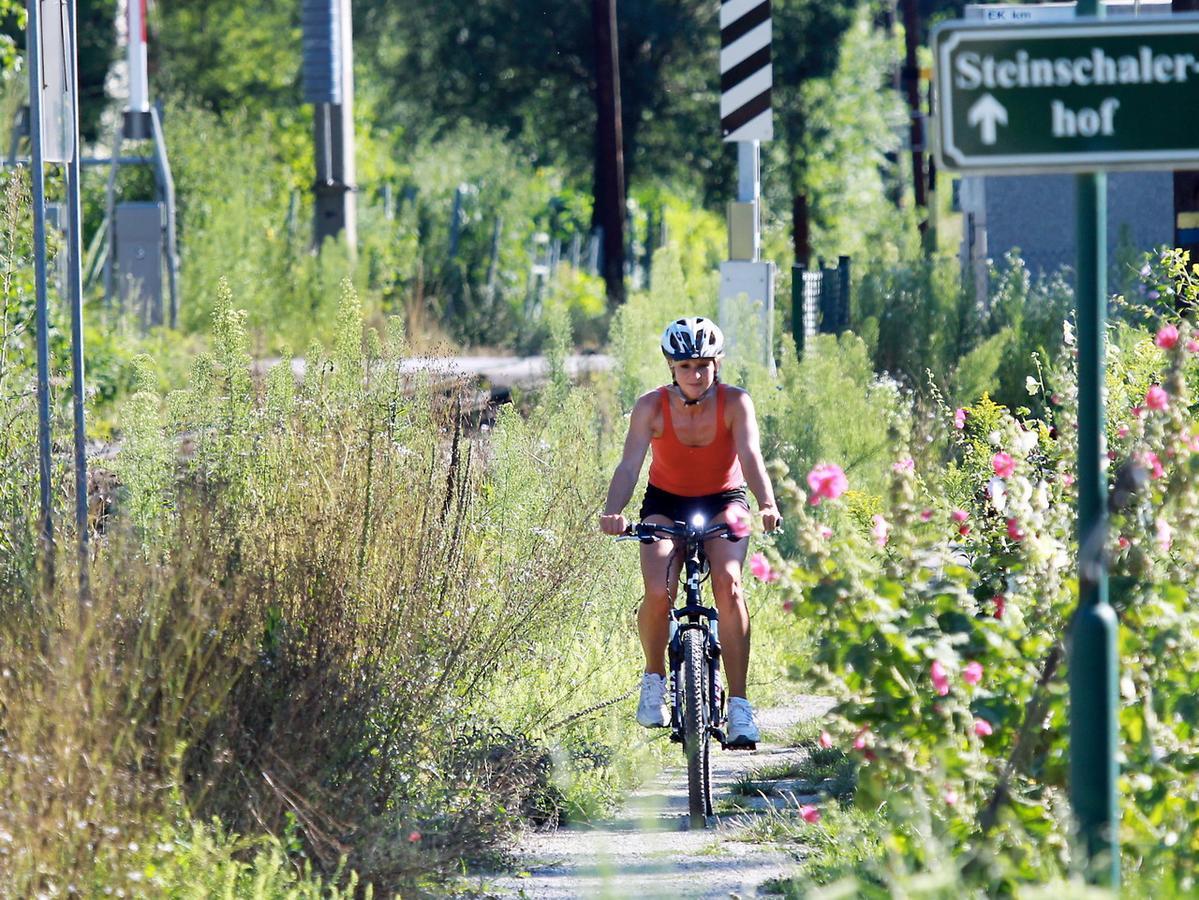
[967,93,1008,146]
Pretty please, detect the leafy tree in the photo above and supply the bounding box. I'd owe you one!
[356,0,728,198]
[0,0,116,142]
[772,0,873,265]
[149,0,300,117]
[77,0,117,140]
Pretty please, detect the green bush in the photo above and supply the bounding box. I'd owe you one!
[765,294,1199,893]
[853,251,1073,413]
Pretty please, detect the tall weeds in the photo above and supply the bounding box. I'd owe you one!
[0,271,653,893]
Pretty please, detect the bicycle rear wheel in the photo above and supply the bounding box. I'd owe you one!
[681,628,712,827]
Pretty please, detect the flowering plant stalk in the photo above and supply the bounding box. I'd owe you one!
[766,252,1199,891]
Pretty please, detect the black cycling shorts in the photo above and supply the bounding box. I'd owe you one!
[638,482,750,526]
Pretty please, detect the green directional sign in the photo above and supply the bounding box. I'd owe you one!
[934,15,1199,173]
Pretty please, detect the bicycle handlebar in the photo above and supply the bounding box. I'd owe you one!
[615,521,742,544]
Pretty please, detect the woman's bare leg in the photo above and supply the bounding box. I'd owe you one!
[638,514,680,676]
[707,509,751,698]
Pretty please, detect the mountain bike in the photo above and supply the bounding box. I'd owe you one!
[618,516,748,828]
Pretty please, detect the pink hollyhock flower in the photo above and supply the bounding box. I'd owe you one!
[1117,425,1129,438]
[1062,473,1075,486]
[1146,385,1169,411]
[954,408,967,430]
[807,463,849,505]
[819,525,833,539]
[1131,405,1145,418]
[749,552,778,582]
[959,524,971,537]
[951,509,968,523]
[1117,535,1130,551]
[892,456,915,474]
[819,730,834,749]
[1006,518,1024,542]
[962,661,984,685]
[1156,324,1180,349]
[944,788,959,807]
[727,507,751,538]
[1188,339,1199,353]
[930,660,950,697]
[920,508,933,522]
[871,514,890,548]
[853,728,871,750]
[782,599,795,613]
[992,452,1016,478]
[407,830,422,843]
[974,719,994,737]
[1141,451,1165,480]
[992,594,1006,619]
[800,805,822,823]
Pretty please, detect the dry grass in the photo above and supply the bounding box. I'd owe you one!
[0,281,626,893]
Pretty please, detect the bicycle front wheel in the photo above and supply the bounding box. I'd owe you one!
[681,627,712,827]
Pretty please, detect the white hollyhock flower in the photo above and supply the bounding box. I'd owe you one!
[987,477,1007,513]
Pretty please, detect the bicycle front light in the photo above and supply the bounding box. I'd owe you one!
[691,513,705,528]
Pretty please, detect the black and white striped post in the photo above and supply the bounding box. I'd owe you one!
[720,0,773,258]
[718,0,775,370]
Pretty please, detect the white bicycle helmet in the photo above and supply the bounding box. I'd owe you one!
[660,317,725,361]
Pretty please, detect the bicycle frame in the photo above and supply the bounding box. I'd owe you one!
[624,517,738,748]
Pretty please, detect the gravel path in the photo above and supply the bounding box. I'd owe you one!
[480,695,835,899]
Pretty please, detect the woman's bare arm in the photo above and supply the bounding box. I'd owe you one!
[600,392,657,533]
[729,390,782,531]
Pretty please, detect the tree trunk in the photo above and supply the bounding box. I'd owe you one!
[792,191,810,269]
[592,0,626,305]
[899,0,927,245]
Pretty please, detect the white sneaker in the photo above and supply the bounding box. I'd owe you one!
[726,697,760,747]
[636,673,670,727]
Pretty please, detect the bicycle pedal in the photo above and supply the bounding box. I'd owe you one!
[724,739,757,751]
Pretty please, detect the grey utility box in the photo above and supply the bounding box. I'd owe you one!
[115,202,165,326]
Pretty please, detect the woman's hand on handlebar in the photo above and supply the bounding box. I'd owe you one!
[600,513,628,536]
[760,504,783,533]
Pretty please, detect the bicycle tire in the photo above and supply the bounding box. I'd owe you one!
[681,627,712,827]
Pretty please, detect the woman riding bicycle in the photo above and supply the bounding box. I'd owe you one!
[599,317,781,747]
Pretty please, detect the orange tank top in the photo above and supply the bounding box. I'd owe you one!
[648,384,744,497]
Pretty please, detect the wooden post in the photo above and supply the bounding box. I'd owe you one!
[900,0,928,245]
[592,0,626,304]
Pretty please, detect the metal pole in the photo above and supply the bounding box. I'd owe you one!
[102,123,120,312]
[485,215,502,307]
[1172,0,1199,263]
[791,264,805,357]
[737,141,760,262]
[149,106,180,328]
[1071,0,1118,885]
[448,183,463,258]
[65,0,89,604]
[27,0,55,587]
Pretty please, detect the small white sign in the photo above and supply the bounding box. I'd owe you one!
[38,0,74,164]
[965,3,1077,24]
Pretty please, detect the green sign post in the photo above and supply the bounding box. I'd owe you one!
[934,13,1199,172]
[932,3,1138,888]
